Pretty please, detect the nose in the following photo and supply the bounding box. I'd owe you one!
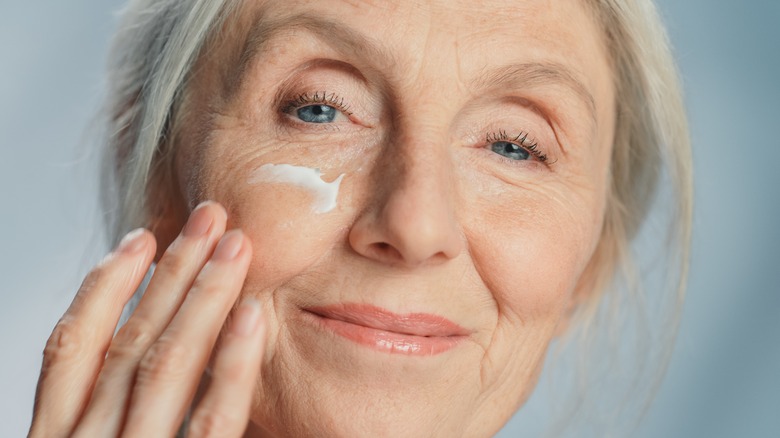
[348,136,464,267]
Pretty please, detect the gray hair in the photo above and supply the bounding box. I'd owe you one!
[100,0,232,242]
[100,0,691,434]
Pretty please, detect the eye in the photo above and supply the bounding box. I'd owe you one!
[485,130,547,163]
[490,141,530,161]
[284,92,352,125]
[297,104,339,123]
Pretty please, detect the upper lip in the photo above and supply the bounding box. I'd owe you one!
[303,303,470,337]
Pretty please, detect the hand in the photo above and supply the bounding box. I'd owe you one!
[29,201,267,437]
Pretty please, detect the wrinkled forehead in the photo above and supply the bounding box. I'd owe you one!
[198,0,613,130]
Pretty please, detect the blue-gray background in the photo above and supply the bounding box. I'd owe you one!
[1,1,778,436]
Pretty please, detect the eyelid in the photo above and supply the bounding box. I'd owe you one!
[281,91,354,117]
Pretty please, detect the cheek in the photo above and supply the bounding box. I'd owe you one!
[205,166,351,287]
[192,125,368,287]
[462,181,600,324]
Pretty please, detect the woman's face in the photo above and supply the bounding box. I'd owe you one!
[169,0,615,435]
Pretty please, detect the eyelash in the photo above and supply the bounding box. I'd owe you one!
[281,91,354,117]
[485,129,548,163]
[279,92,551,166]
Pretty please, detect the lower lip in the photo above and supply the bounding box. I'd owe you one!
[302,311,466,356]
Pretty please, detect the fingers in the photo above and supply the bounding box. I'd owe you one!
[187,299,266,437]
[33,201,262,438]
[121,230,253,437]
[128,201,228,336]
[73,201,227,437]
[30,229,156,438]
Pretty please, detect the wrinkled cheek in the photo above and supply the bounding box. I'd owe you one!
[216,181,348,288]
[468,222,584,325]
[514,269,571,324]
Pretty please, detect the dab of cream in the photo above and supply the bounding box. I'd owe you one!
[248,164,345,213]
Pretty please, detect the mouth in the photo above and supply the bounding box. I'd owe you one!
[301,303,469,356]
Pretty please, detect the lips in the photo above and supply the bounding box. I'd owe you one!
[301,303,469,356]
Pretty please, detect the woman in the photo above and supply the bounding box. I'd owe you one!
[29,0,691,436]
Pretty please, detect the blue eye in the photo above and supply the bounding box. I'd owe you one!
[296,104,338,123]
[485,131,548,163]
[490,141,530,161]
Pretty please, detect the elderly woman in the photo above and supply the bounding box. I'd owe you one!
[29,0,691,436]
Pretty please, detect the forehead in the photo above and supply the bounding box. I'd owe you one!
[231,0,607,74]
[207,0,613,137]
[242,0,603,48]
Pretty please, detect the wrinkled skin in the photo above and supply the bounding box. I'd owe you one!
[164,1,615,436]
[30,1,615,437]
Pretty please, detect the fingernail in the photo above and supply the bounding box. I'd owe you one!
[213,230,243,260]
[183,202,214,237]
[117,228,146,254]
[232,298,262,336]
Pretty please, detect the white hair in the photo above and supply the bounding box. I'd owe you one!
[100,0,691,435]
[100,0,232,243]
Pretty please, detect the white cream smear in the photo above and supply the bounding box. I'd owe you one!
[248,163,345,213]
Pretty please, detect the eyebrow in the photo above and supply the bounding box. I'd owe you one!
[227,12,397,98]
[228,12,598,131]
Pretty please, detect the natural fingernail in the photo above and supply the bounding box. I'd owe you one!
[183,202,214,237]
[213,230,244,260]
[117,228,147,254]
[232,299,262,336]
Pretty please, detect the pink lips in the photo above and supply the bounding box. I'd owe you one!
[302,303,469,356]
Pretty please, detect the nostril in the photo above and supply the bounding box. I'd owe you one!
[371,242,402,262]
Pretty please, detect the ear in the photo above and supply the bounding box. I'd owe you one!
[146,153,190,262]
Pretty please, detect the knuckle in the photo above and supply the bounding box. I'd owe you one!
[188,274,230,300]
[136,338,191,384]
[76,262,111,300]
[42,317,89,368]
[196,282,225,299]
[156,249,189,278]
[78,257,130,300]
[189,409,239,438]
[108,320,155,361]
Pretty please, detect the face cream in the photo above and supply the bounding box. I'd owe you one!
[248,163,345,213]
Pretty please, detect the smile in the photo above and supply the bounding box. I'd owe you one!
[301,303,469,356]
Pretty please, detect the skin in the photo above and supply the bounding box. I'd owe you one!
[30,0,615,436]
